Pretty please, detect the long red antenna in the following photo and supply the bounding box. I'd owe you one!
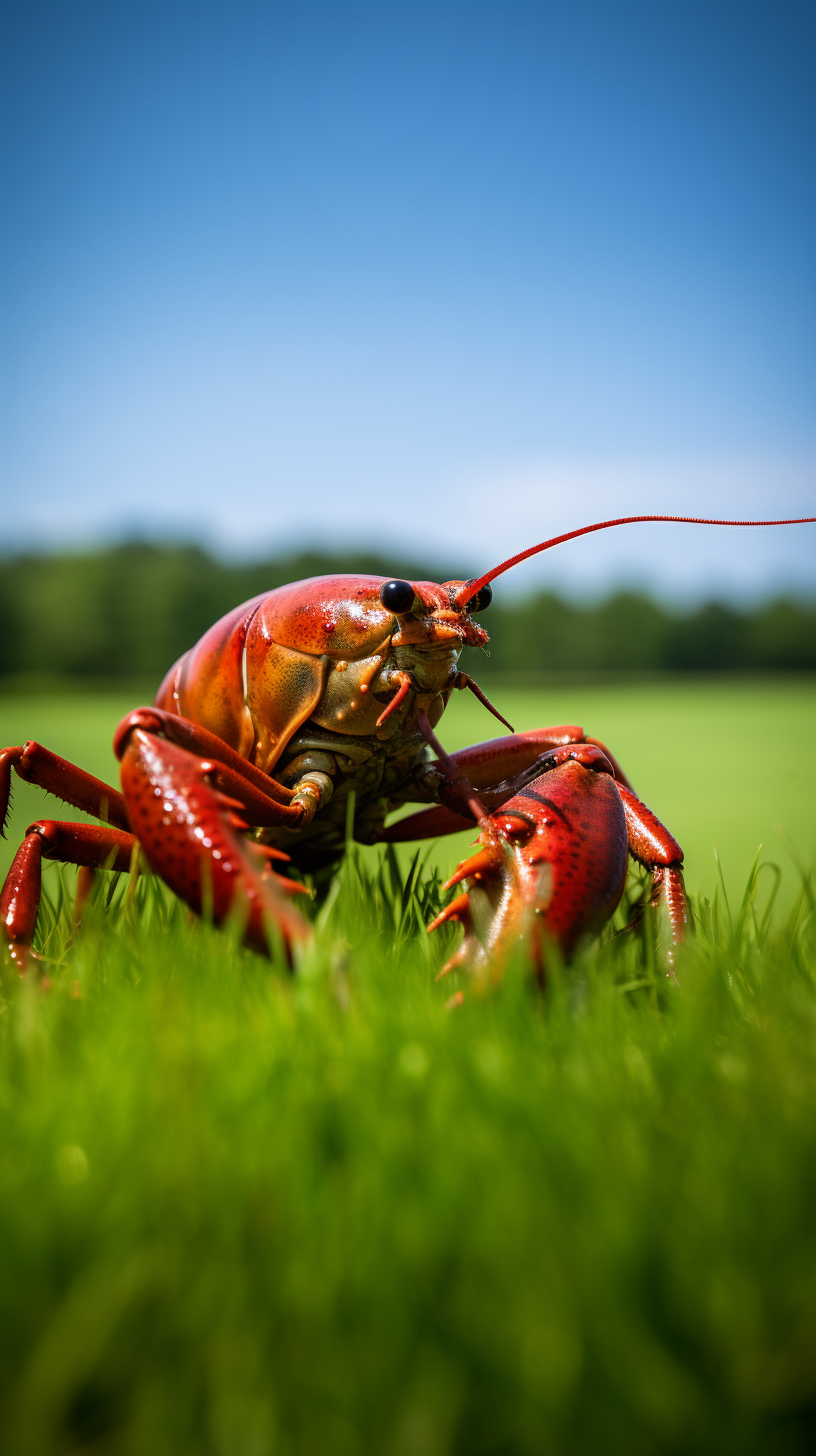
[456,514,816,607]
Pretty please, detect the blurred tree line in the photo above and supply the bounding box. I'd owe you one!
[1,541,814,684]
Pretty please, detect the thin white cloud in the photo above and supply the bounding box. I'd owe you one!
[4,444,813,602]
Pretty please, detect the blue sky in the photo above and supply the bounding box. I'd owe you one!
[2,0,814,598]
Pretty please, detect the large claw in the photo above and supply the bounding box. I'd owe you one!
[118,727,310,960]
[428,745,629,985]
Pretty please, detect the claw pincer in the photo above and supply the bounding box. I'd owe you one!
[429,745,629,982]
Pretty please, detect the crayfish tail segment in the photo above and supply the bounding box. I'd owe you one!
[117,727,309,960]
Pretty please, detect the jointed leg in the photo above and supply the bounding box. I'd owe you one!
[2,710,321,966]
[1,738,137,967]
[441,727,633,793]
[114,709,335,822]
[1,821,137,969]
[113,709,297,805]
[648,866,687,948]
[617,784,688,961]
[377,804,476,844]
[380,725,634,843]
[1,742,130,832]
[114,722,311,958]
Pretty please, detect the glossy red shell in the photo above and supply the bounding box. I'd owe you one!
[154,576,428,773]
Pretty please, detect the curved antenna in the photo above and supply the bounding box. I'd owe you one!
[456,514,816,607]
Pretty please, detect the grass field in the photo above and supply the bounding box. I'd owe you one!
[1,680,815,1454]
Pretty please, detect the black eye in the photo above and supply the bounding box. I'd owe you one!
[467,582,493,613]
[380,579,416,613]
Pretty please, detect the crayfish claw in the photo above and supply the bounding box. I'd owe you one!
[118,728,310,961]
[429,754,630,986]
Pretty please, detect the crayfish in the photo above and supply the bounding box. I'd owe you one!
[2,513,813,984]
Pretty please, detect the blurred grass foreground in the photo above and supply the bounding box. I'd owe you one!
[0,849,815,1455]
[2,540,815,684]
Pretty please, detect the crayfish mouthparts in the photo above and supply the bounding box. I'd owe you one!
[453,673,515,732]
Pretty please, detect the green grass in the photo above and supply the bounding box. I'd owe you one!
[1,851,815,1455]
[1,681,815,1454]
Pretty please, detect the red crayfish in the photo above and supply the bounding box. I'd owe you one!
[2,513,813,983]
